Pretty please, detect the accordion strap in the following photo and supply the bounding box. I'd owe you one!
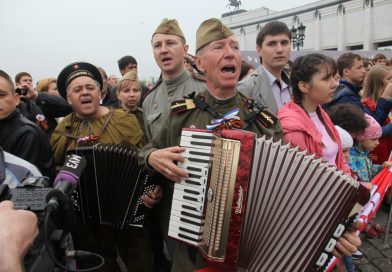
[185,92,222,119]
[55,109,115,143]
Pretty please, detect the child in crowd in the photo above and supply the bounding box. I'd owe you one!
[335,125,363,271]
[347,114,392,238]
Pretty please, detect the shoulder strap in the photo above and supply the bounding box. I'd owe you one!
[242,95,277,129]
[53,109,115,140]
[187,91,221,118]
[97,109,115,136]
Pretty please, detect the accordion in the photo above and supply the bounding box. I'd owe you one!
[168,128,369,271]
[68,143,155,229]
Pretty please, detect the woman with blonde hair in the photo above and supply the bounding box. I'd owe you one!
[35,77,59,97]
[362,64,392,163]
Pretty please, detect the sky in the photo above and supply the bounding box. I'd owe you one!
[0,0,317,83]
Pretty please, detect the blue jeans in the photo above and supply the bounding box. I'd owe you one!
[345,256,356,272]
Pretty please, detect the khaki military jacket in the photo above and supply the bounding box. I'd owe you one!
[142,71,206,142]
[51,109,144,169]
[138,89,282,270]
[140,90,282,168]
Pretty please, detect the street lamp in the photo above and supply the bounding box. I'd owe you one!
[291,22,306,51]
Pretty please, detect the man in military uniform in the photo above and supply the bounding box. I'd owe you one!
[139,18,362,271]
[143,18,206,142]
[143,18,207,270]
[51,62,159,272]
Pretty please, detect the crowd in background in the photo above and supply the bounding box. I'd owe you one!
[1,17,392,272]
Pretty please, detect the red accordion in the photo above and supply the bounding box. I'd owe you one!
[169,128,369,271]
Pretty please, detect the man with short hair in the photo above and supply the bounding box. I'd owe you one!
[373,53,387,66]
[15,71,72,136]
[324,52,366,110]
[324,52,392,125]
[0,70,54,179]
[108,74,118,89]
[142,18,207,270]
[97,67,119,108]
[238,20,292,114]
[143,18,206,142]
[118,55,139,75]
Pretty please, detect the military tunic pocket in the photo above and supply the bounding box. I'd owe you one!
[146,112,161,125]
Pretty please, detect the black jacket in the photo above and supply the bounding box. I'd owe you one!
[18,92,72,136]
[0,110,55,180]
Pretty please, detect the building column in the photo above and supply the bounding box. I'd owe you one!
[240,27,247,51]
[313,10,322,50]
[363,0,375,50]
[337,4,347,50]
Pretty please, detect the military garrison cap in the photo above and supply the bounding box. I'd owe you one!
[196,18,233,52]
[119,71,140,84]
[152,18,185,40]
[57,62,103,99]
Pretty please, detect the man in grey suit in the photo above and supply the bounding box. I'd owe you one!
[238,21,292,114]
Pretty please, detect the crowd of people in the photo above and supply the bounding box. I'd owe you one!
[1,16,392,272]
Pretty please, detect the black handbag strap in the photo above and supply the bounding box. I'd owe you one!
[0,147,5,183]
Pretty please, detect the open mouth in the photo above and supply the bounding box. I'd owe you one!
[162,57,172,63]
[81,98,92,105]
[221,65,236,74]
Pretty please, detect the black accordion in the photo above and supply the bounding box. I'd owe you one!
[68,143,154,229]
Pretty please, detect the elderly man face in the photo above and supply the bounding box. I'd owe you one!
[195,35,242,97]
[108,75,118,88]
[66,76,102,119]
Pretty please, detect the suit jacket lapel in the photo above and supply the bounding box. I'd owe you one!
[259,67,279,114]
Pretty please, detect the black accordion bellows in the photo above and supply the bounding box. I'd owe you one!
[68,143,154,229]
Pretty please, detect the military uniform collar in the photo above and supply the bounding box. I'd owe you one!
[164,70,189,87]
[204,89,239,106]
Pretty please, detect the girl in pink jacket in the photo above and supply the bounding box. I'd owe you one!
[278,53,350,174]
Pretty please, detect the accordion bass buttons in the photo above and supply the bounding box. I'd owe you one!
[332,223,345,238]
[315,223,346,267]
[316,253,329,267]
[207,188,213,202]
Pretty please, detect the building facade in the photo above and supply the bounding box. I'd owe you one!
[221,0,392,53]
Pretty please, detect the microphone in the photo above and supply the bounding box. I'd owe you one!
[46,154,86,212]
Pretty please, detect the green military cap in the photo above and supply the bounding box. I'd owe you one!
[196,18,234,52]
[152,18,185,40]
[119,71,140,84]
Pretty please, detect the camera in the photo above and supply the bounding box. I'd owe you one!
[16,87,28,95]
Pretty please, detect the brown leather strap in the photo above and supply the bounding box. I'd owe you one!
[97,109,115,137]
[54,109,115,139]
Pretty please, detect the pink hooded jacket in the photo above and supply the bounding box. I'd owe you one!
[278,101,350,174]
